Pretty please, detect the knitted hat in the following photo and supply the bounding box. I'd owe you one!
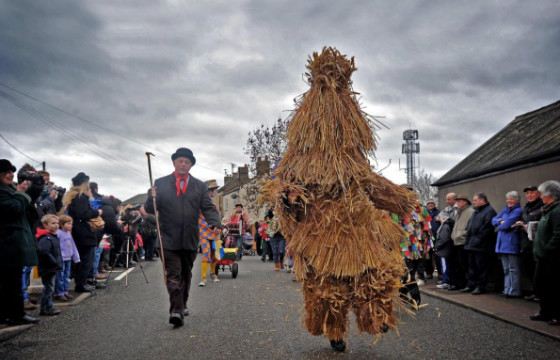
[0,159,16,173]
[72,172,90,186]
[171,147,196,165]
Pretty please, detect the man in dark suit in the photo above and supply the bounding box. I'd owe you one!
[144,148,220,327]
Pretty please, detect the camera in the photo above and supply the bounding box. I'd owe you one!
[121,205,142,226]
[18,170,45,202]
[18,171,45,187]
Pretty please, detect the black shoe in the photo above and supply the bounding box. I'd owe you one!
[530,313,551,322]
[183,308,190,317]
[447,285,459,291]
[548,319,560,326]
[330,340,346,352]
[505,294,521,299]
[524,294,537,301]
[40,308,61,316]
[471,287,485,295]
[169,313,184,328]
[460,287,473,293]
[6,314,40,325]
[75,284,95,293]
[95,282,107,289]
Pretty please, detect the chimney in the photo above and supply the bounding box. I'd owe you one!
[224,174,233,186]
[238,165,250,184]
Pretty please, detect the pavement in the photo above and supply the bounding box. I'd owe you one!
[421,282,560,341]
[1,256,559,360]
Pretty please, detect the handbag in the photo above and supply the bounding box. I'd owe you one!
[88,216,105,232]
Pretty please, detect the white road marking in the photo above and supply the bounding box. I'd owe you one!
[114,267,135,281]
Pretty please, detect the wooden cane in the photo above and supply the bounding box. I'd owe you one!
[145,152,167,284]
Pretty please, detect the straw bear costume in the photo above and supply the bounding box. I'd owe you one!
[262,48,415,342]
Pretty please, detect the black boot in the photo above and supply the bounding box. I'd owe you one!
[330,339,346,352]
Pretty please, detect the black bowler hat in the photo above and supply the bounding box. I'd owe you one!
[72,172,90,186]
[0,159,16,173]
[523,185,538,192]
[171,147,196,165]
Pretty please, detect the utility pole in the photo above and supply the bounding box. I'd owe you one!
[42,161,46,171]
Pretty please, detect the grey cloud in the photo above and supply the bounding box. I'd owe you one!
[1,0,559,199]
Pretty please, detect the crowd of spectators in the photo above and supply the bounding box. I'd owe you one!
[1,156,558,328]
[400,181,560,326]
[0,159,158,326]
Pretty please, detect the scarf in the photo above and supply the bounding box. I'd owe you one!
[174,171,189,196]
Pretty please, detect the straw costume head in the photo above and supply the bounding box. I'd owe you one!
[261,47,415,342]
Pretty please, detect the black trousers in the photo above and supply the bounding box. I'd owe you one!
[164,249,197,315]
[262,241,273,261]
[405,258,426,281]
[256,236,263,256]
[424,249,435,277]
[534,258,560,319]
[467,251,489,290]
[75,245,96,289]
[0,266,25,321]
[144,235,157,260]
[447,245,468,288]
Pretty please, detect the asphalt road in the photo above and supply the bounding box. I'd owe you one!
[1,256,559,360]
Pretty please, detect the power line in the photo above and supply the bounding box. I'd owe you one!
[0,132,42,165]
[0,91,146,177]
[0,81,227,176]
[0,81,154,150]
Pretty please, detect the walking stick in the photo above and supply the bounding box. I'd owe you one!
[145,152,167,285]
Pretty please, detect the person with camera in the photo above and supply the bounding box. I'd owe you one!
[144,147,220,328]
[16,164,46,311]
[0,159,40,325]
[62,172,103,293]
[118,205,143,267]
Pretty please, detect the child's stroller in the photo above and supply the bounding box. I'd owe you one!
[241,232,255,256]
[214,225,240,278]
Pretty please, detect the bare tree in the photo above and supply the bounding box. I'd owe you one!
[241,117,290,216]
[415,169,438,205]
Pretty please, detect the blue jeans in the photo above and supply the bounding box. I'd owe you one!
[92,246,103,277]
[22,266,32,301]
[41,273,56,312]
[55,260,72,296]
[270,236,285,263]
[501,254,521,296]
[441,257,449,284]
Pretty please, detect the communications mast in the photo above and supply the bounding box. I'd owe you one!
[402,129,420,189]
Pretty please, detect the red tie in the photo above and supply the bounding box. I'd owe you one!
[174,172,189,196]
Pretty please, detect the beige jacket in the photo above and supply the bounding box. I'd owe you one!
[451,206,475,246]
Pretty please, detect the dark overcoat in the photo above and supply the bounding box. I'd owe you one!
[68,193,99,247]
[0,184,38,268]
[144,174,220,251]
[464,203,497,253]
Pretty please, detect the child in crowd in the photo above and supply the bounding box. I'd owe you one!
[55,215,80,301]
[36,214,63,316]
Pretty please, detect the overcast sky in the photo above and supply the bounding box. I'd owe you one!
[1,0,559,200]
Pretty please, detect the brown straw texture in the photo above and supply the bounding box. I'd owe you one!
[261,47,415,341]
